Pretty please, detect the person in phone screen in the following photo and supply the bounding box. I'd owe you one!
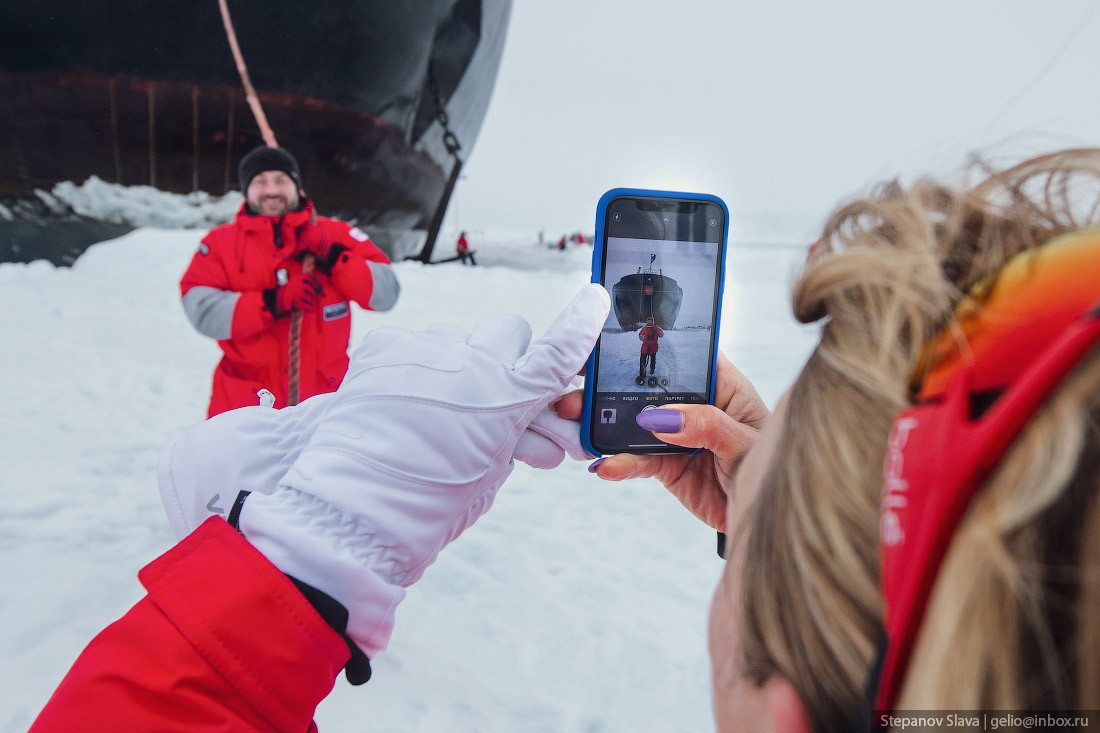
[637,316,664,379]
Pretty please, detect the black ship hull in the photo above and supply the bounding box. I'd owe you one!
[0,0,511,265]
[611,273,683,331]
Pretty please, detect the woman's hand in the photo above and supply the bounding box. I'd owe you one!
[556,352,769,532]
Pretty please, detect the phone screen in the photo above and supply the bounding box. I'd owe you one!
[587,193,727,454]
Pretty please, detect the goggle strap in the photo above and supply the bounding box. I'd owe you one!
[875,303,1100,713]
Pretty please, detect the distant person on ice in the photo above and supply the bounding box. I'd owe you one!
[456,230,476,265]
[179,146,400,417]
[637,316,663,379]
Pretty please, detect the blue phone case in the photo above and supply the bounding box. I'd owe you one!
[580,188,729,457]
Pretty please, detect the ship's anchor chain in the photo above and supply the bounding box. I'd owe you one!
[427,62,462,161]
[416,62,465,263]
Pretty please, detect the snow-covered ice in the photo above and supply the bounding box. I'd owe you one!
[0,226,819,732]
[50,176,243,229]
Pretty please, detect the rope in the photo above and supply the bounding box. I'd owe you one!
[218,0,315,404]
[286,253,315,406]
[217,0,278,148]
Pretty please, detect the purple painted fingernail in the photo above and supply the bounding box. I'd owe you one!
[636,409,683,433]
[587,457,606,473]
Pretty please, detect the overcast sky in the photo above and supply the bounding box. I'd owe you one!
[447,0,1100,242]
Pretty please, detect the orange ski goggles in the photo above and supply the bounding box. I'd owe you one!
[874,229,1100,713]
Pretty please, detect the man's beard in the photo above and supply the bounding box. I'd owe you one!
[255,196,291,215]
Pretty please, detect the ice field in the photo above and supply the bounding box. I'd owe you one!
[0,228,819,732]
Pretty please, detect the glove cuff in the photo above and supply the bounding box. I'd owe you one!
[229,494,373,686]
[316,244,348,274]
[238,486,407,659]
[286,575,373,686]
[262,287,289,318]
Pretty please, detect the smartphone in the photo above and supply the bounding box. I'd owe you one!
[581,188,729,456]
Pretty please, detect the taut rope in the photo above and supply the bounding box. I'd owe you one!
[218,0,315,406]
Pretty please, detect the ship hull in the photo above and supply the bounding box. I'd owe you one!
[0,0,511,265]
[610,273,683,331]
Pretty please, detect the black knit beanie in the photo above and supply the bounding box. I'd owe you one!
[238,146,302,191]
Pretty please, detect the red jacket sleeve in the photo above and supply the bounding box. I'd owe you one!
[179,238,228,298]
[230,289,276,339]
[326,225,395,310]
[30,518,349,733]
[180,236,275,340]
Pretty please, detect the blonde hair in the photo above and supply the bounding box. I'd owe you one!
[733,149,1100,731]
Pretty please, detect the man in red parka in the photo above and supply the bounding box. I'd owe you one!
[637,316,663,379]
[180,146,400,417]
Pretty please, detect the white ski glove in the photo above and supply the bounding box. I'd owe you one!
[159,391,335,539]
[158,394,590,540]
[161,284,609,659]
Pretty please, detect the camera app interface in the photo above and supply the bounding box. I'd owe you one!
[592,198,724,452]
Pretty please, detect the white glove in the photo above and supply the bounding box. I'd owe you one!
[158,392,335,539]
[517,391,596,466]
[165,284,609,659]
[158,377,593,541]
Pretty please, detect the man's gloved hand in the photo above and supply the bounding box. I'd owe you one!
[159,284,610,659]
[297,226,347,274]
[263,269,322,317]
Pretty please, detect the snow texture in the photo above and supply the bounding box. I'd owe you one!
[0,221,819,732]
[50,176,243,228]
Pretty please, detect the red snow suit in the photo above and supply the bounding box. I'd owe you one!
[29,518,348,732]
[638,324,663,355]
[180,202,396,417]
